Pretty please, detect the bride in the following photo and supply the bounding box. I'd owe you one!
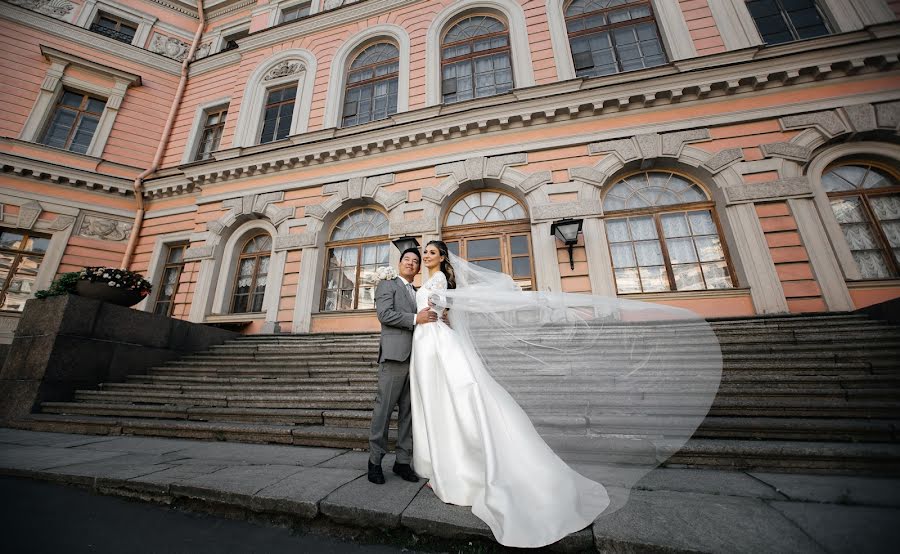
[408,240,611,548]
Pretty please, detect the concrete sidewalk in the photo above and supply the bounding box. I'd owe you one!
[1,428,897,553]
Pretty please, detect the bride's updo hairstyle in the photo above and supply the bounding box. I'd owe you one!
[426,240,456,289]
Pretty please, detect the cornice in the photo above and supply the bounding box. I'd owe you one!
[239,0,417,53]
[41,45,143,85]
[1,2,182,75]
[0,153,135,196]
[160,32,900,196]
[189,49,242,77]
[207,0,257,20]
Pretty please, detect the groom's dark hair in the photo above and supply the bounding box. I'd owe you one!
[400,247,421,265]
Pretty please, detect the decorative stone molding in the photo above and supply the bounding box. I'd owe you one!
[149,33,212,61]
[841,104,878,133]
[208,191,293,235]
[17,201,42,229]
[702,148,744,174]
[76,213,133,242]
[424,154,538,206]
[324,0,359,9]
[780,111,848,138]
[7,0,74,20]
[760,142,813,162]
[47,214,76,231]
[568,166,609,187]
[875,101,900,129]
[531,200,603,222]
[184,245,215,261]
[589,129,712,164]
[661,129,712,157]
[722,177,812,204]
[264,60,305,81]
[274,233,314,251]
[588,138,639,161]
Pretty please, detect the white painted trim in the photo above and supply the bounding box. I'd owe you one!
[210,219,283,325]
[425,0,535,106]
[231,49,318,147]
[209,18,252,54]
[181,97,231,165]
[706,0,764,51]
[804,140,900,281]
[653,0,697,60]
[264,0,319,27]
[788,197,854,311]
[582,217,617,296]
[75,0,158,48]
[849,0,896,26]
[137,231,193,313]
[322,24,411,129]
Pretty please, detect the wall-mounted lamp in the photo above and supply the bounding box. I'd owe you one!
[550,218,583,270]
[392,236,420,253]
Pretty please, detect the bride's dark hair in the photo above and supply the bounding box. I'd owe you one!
[426,240,456,289]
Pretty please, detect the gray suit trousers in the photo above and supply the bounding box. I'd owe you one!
[368,359,413,465]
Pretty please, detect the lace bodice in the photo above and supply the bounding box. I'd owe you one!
[416,271,447,311]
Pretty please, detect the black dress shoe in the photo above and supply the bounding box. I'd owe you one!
[368,461,385,484]
[392,463,420,482]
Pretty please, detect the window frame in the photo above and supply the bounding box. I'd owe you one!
[230,233,273,314]
[91,11,139,44]
[602,171,737,295]
[0,228,49,313]
[74,0,156,48]
[279,1,312,24]
[822,160,900,279]
[320,208,391,313]
[258,83,299,145]
[745,0,833,45]
[439,13,515,105]
[340,41,401,128]
[564,0,668,78]
[152,243,188,317]
[38,90,107,154]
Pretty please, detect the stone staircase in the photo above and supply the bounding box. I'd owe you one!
[9,313,900,474]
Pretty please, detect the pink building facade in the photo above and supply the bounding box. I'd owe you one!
[1,0,899,341]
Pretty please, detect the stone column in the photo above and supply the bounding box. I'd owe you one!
[188,257,216,323]
[788,198,854,311]
[292,246,320,334]
[261,249,287,333]
[582,217,617,297]
[530,222,562,293]
[725,203,789,314]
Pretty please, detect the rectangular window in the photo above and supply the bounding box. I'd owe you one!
[153,244,187,316]
[222,29,250,52]
[0,228,49,312]
[280,2,311,23]
[194,106,228,161]
[259,84,296,144]
[90,12,138,44]
[40,90,107,154]
[745,0,832,45]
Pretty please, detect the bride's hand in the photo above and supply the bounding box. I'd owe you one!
[416,307,437,325]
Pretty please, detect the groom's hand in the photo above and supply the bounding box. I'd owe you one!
[416,307,437,325]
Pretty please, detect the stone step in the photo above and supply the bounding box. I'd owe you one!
[127,374,379,385]
[102,382,376,394]
[11,413,899,473]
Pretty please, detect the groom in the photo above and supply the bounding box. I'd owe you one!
[368,247,436,484]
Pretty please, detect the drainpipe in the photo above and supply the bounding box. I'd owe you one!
[121,0,206,269]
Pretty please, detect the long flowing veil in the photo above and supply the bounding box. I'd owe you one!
[434,252,723,514]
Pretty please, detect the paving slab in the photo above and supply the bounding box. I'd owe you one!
[0,428,118,448]
[592,489,825,554]
[636,468,786,500]
[166,441,343,467]
[172,464,304,505]
[71,436,211,455]
[771,501,900,554]
[0,445,124,473]
[123,462,231,493]
[252,466,366,518]
[315,450,395,470]
[751,473,900,508]
[400,486,492,540]
[47,453,180,483]
[320,472,425,528]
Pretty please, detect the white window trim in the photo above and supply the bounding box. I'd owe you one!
[260,0,320,26]
[18,46,141,158]
[818,0,894,32]
[137,231,193,313]
[707,0,764,51]
[425,0,535,107]
[75,0,157,48]
[231,49,317,147]
[546,0,695,82]
[806,141,900,281]
[213,20,252,54]
[181,97,231,165]
[211,219,284,324]
[322,24,411,129]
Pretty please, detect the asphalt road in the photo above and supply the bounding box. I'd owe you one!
[0,476,417,554]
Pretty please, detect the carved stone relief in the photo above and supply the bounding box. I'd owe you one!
[264,60,305,81]
[7,0,74,21]
[149,33,212,62]
[76,214,133,242]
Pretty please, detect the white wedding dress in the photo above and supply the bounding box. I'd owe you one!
[409,271,610,548]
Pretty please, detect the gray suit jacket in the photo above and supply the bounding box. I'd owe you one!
[375,277,416,364]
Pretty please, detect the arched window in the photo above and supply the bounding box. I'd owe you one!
[231,234,272,313]
[565,0,667,78]
[823,162,900,279]
[322,208,390,311]
[442,191,533,289]
[441,15,513,104]
[603,171,734,294]
[342,43,400,127]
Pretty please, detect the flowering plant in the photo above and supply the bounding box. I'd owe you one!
[79,266,153,297]
[375,266,398,281]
